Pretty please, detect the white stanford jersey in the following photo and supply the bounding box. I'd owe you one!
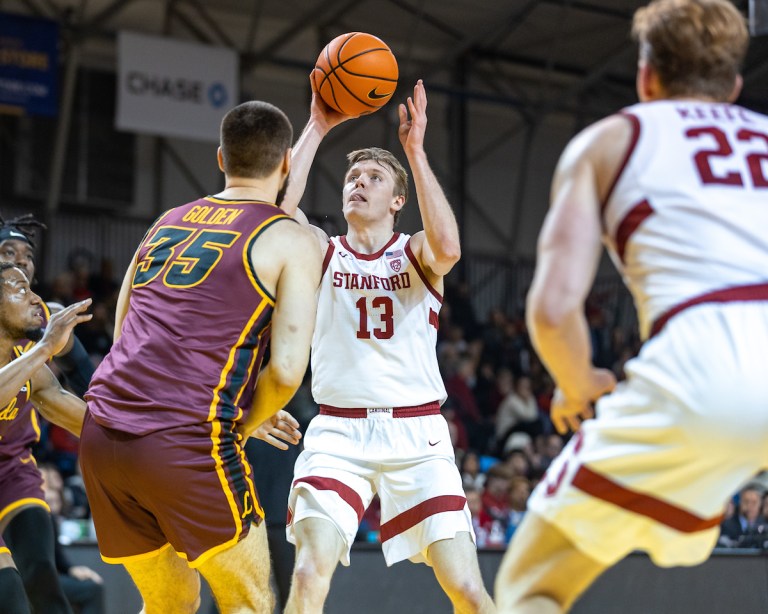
[602,100,768,339]
[311,233,447,408]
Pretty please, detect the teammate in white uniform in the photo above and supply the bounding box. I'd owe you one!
[495,1,768,612]
[280,80,495,613]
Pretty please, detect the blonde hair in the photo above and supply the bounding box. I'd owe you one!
[346,147,409,225]
[632,0,748,100]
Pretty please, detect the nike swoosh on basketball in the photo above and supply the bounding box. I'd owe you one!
[368,87,391,100]
[428,440,440,446]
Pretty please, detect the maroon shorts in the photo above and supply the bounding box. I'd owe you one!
[0,452,48,527]
[79,411,263,568]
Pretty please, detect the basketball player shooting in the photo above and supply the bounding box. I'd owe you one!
[494,0,768,612]
[278,76,495,613]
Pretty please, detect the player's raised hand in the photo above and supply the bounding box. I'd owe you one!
[40,299,92,358]
[309,71,361,134]
[551,368,616,434]
[250,409,302,450]
[398,79,428,154]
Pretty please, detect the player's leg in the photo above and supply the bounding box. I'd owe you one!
[0,550,31,614]
[197,520,274,613]
[494,512,606,614]
[428,531,495,614]
[122,546,201,613]
[4,506,73,613]
[284,517,346,614]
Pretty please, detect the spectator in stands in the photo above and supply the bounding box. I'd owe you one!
[495,375,541,454]
[465,486,489,548]
[445,355,488,450]
[461,450,486,491]
[39,464,105,614]
[442,402,469,453]
[719,485,768,549]
[505,476,531,542]
[479,464,512,548]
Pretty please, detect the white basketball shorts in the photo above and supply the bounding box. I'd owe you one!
[287,408,474,566]
[528,301,768,567]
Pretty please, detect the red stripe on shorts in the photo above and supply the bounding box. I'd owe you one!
[379,495,466,542]
[572,465,724,533]
[649,282,768,338]
[292,476,365,523]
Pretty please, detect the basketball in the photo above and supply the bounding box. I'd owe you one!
[313,32,398,116]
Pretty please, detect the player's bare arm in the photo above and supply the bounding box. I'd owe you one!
[113,246,140,342]
[399,81,461,281]
[30,364,85,437]
[280,73,359,222]
[240,222,321,438]
[526,117,633,433]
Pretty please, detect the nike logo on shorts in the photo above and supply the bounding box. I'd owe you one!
[428,440,440,446]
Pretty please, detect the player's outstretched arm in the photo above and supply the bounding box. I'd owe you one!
[280,72,360,219]
[30,365,86,436]
[526,119,627,433]
[113,246,140,342]
[399,80,461,277]
[240,223,321,438]
[0,300,91,413]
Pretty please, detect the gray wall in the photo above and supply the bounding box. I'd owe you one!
[65,544,768,614]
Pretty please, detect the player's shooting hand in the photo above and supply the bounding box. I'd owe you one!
[551,368,616,435]
[309,71,360,133]
[40,299,92,357]
[252,410,302,450]
[398,79,427,153]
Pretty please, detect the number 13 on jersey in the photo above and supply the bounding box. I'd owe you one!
[356,296,394,339]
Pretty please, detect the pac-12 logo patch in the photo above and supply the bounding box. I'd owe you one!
[386,249,402,272]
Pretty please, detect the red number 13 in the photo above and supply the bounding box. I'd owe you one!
[355,296,394,339]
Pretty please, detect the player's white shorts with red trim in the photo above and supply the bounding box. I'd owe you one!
[287,411,474,566]
[529,302,768,568]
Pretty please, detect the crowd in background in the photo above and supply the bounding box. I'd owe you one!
[31,250,768,552]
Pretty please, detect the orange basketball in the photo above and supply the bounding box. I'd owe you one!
[313,32,398,116]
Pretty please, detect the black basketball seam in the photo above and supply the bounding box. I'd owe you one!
[336,35,396,109]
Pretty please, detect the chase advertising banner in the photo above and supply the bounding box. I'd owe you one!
[116,31,238,142]
[0,12,58,116]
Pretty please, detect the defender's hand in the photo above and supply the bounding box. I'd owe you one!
[252,410,302,450]
[40,299,92,358]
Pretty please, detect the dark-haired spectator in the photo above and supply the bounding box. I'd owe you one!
[495,375,542,455]
[479,464,512,548]
[719,486,768,548]
[460,450,486,491]
[465,487,489,548]
[505,476,531,541]
[39,464,105,614]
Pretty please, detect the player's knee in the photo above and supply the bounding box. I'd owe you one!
[291,555,333,595]
[448,577,491,611]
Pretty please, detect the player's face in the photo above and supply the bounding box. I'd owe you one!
[342,160,402,224]
[0,239,35,283]
[0,267,45,341]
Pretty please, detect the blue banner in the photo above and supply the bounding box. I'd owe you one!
[0,12,58,116]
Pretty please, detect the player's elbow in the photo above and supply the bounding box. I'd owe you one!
[269,360,306,393]
[432,242,461,271]
[526,291,577,332]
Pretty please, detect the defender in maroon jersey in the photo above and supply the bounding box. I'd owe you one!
[80,100,321,613]
[0,263,92,613]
